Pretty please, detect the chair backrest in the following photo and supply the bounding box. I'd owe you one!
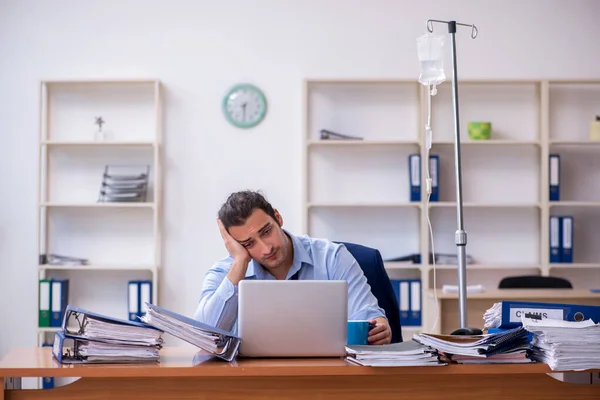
[498,275,573,289]
[337,241,403,343]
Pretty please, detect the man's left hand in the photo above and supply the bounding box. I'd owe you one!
[367,317,392,345]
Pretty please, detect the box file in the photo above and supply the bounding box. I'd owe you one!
[429,155,439,202]
[409,154,421,202]
[391,279,422,327]
[39,279,51,327]
[128,280,140,321]
[561,216,573,263]
[41,343,54,389]
[409,279,422,327]
[51,279,69,327]
[549,216,561,263]
[485,301,600,329]
[128,280,153,321]
[549,154,560,201]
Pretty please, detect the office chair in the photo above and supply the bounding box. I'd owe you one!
[498,275,573,289]
[336,241,403,343]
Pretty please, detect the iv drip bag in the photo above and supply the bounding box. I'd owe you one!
[417,33,446,87]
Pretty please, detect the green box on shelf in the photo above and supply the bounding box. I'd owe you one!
[468,121,491,140]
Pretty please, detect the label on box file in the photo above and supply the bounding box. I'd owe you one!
[509,307,563,323]
[410,155,420,186]
[563,217,572,249]
[550,156,559,185]
[429,157,438,186]
[550,217,559,247]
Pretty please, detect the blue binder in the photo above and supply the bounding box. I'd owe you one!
[409,154,421,202]
[408,279,422,327]
[549,154,560,201]
[561,216,573,263]
[491,301,600,329]
[50,279,69,327]
[61,304,163,339]
[138,280,153,320]
[41,343,54,389]
[549,216,562,263]
[52,330,160,364]
[128,280,140,321]
[390,279,410,327]
[429,155,439,202]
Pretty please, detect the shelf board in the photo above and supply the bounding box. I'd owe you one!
[37,327,60,333]
[384,262,421,270]
[427,264,542,270]
[432,140,540,146]
[308,202,420,208]
[549,263,600,269]
[428,289,600,300]
[307,139,419,146]
[549,201,600,207]
[549,140,600,146]
[42,79,159,85]
[41,140,156,147]
[40,202,155,209]
[428,202,541,209]
[39,264,157,271]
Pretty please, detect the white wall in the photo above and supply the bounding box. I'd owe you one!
[1,0,600,359]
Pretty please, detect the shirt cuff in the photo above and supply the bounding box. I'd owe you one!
[215,276,237,301]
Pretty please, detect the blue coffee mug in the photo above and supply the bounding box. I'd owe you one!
[347,320,374,345]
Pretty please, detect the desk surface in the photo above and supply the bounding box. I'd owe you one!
[0,347,574,378]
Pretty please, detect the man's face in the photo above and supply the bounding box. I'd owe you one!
[228,208,290,270]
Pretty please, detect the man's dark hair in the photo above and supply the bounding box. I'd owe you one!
[218,190,278,230]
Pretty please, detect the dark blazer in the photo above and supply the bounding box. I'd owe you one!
[338,241,403,343]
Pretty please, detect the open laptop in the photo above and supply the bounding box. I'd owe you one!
[237,280,348,357]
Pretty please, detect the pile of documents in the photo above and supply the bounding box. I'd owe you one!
[53,305,164,364]
[413,326,531,362]
[141,302,241,362]
[345,339,445,367]
[522,316,600,371]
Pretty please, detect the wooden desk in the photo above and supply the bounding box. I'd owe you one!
[1,347,599,400]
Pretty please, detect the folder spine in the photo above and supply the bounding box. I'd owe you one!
[391,279,411,327]
[39,279,51,327]
[409,154,421,202]
[429,155,439,202]
[128,280,140,321]
[549,216,562,263]
[409,279,422,327]
[139,280,152,319]
[51,279,69,327]
[549,154,560,201]
[561,216,573,263]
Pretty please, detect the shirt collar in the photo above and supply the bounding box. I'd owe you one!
[245,229,313,279]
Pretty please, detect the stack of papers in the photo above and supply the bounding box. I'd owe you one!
[413,326,530,358]
[82,316,163,346]
[345,339,445,367]
[522,316,600,371]
[483,302,503,329]
[54,305,164,364]
[141,303,241,362]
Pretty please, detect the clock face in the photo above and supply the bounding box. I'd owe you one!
[222,84,267,128]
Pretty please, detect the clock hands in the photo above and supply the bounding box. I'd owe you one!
[241,102,247,122]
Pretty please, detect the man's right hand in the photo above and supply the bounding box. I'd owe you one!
[218,218,251,285]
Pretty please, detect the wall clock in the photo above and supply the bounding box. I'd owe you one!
[222,83,267,128]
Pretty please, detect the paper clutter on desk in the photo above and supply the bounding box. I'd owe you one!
[412,326,531,363]
[345,339,446,367]
[522,316,600,371]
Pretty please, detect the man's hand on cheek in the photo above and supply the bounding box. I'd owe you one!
[367,317,392,345]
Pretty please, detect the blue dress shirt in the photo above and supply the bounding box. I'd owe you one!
[193,230,386,335]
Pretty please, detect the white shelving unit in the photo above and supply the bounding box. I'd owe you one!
[36,79,162,346]
[303,78,600,337]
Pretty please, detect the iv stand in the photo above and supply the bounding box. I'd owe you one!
[426,19,482,335]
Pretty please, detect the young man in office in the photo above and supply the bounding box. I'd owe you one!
[193,190,392,345]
